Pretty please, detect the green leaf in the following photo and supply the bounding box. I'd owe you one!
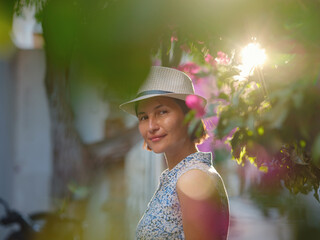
[239,146,246,165]
[312,134,320,164]
[259,165,268,173]
[205,103,219,117]
[184,110,196,125]
[290,148,308,165]
[217,92,229,101]
[257,126,264,136]
[221,118,242,137]
[188,118,200,136]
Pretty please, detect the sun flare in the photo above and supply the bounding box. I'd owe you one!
[237,42,267,80]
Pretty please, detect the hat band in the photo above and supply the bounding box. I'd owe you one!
[136,90,173,98]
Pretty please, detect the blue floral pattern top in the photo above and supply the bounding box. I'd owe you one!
[136,152,229,240]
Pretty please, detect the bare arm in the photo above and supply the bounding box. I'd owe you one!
[176,169,228,240]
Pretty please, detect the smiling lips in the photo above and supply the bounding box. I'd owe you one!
[149,134,167,142]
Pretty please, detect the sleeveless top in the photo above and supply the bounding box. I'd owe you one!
[135,152,229,240]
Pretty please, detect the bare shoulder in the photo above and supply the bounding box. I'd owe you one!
[176,169,219,200]
[176,169,229,239]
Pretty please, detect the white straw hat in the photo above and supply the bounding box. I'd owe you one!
[119,66,206,116]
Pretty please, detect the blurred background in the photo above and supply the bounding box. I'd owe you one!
[1,0,320,239]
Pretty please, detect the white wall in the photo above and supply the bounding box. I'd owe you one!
[0,49,51,237]
[12,49,51,214]
[70,77,109,144]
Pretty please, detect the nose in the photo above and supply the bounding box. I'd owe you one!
[148,116,159,133]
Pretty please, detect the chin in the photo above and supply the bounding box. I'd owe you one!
[148,144,166,154]
[150,148,165,154]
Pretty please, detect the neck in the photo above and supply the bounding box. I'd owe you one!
[164,142,198,170]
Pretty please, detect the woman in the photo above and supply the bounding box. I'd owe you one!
[120,66,229,240]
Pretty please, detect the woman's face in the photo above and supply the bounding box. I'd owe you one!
[137,96,191,155]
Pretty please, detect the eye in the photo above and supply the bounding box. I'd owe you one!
[159,110,168,115]
[139,115,148,121]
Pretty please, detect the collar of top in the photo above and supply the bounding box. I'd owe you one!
[161,152,213,181]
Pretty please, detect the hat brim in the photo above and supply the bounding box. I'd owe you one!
[119,93,207,116]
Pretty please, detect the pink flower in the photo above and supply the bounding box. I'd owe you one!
[177,62,201,80]
[217,51,226,58]
[171,36,178,42]
[171,32,178,42]
[205,53,217,66]
[215,51,230,65]
[197,135,214,153]
[186,95,206,118]
[205,51,230,66]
